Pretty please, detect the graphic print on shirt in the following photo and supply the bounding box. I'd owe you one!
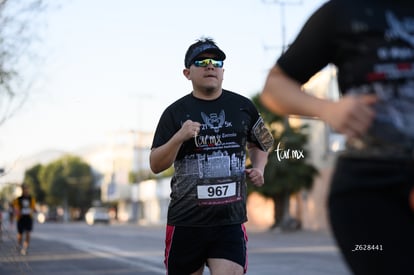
[176,109,245,206]
[348,10,414,140]
[385,11,414,47]
[200,110,226,133]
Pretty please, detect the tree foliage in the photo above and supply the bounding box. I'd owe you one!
[38,155,94,210]
[262,125,318,195]
[23,163,45,203]
[250,93,318,195]
[0,183,15,204]
[249,93,318,230]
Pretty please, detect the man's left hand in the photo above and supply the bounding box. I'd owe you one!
[245,168,264,187]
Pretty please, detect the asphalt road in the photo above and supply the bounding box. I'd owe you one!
[0,222,351,275]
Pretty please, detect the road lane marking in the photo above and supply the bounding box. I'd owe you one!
[34,232,165,274]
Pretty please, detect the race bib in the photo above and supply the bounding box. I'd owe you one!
[197,178,242,206]
[21,208,32,215]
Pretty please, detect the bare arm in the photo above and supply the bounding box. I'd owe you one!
[150,120,201,174]
[246,143,268,187]
[260,66,377,139]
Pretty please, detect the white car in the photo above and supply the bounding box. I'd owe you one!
[85,207,110,225]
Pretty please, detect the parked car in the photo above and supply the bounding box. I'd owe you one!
[37,208,63,224]
[85,207,110,225]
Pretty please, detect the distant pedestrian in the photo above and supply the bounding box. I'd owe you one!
[13,184,36,255]
[260,1,414,274]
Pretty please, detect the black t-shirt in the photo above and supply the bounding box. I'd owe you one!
[278,0,414,145]
[15,195,35,218]
[152,90,270,226]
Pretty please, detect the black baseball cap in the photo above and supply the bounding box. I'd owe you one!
[184,38,226,68]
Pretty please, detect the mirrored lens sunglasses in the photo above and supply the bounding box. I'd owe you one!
[193,58,223,68]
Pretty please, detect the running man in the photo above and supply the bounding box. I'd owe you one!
[150,37,273,274]
[13,184,36,255]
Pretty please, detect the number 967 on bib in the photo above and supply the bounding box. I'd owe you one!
[197,181,241,206]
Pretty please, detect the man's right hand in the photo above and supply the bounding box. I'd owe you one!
[150,120,201,174]
[178,120,201,141]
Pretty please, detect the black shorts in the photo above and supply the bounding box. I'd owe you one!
[17,215,33,234]
[164,224,248,274]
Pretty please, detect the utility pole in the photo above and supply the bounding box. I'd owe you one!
[262,0,303,54]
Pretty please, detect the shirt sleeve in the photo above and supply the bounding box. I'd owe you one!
[31,197,36,210]
[277,0,337,84]
[12,198,18,209]
[246,100,274,151]
[151,106,180,149]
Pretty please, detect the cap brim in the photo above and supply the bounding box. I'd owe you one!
[186,44,226,67]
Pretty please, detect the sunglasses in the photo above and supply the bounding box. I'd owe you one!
[193,58,224,68]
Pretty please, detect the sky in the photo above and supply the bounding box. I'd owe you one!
[0,0,326,167]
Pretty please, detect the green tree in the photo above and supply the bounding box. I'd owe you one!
[39,155,94,217]
[250,94,318,231]
[0,183,16,204]
[24,163,45,203]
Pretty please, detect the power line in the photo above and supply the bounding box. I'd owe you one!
[262,0,303,53]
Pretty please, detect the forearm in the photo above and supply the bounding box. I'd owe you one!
[261,66,332,118]
[150,119,202,174]
[150,134,183,174]
[261,66,378,138]
[248,144,268,172]
[246,144,268,187]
